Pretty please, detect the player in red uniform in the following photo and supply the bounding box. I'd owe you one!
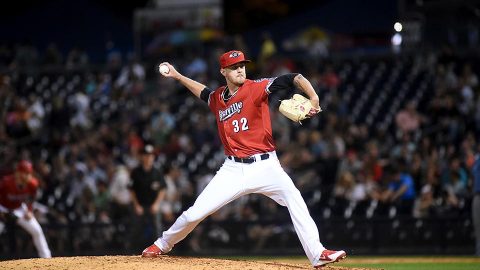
[142,51,346,268]
[0,160,52,258]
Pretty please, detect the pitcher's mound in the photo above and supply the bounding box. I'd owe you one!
[0,255,373,270]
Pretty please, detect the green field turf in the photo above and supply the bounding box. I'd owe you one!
[337,256,480,270]
[337,262,480,270]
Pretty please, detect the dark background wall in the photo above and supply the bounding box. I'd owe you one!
[0,0,148,61]
[0,0,397,61]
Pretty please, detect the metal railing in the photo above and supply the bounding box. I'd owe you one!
[0,216,474,260]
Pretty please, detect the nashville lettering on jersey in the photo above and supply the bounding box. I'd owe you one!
[219,102,243,121]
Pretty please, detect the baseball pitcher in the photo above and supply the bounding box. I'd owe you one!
[0,160,52,258]
[142,50,346,268]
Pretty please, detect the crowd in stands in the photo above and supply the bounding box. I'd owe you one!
[0,36,479,255]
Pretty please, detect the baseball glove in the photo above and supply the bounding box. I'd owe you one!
[279,94,322,123]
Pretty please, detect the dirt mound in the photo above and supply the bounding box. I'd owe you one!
[0,255,373,270]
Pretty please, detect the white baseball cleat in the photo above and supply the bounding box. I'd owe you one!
[313,249,347,268]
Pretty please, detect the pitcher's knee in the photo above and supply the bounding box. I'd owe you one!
[183,209,208,224]
[30,225,44,238]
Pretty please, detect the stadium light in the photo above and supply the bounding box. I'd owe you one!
[391,33,403,46]
[394,22,403,32]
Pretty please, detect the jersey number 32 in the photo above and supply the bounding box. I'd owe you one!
[232,118,249,132]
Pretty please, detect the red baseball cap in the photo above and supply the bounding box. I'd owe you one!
[219,50,251,68]
[16,160,33,173]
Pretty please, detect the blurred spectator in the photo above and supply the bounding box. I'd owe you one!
[395,101,424,138]
[97,72,112,96]
[258,32,277,74]
[280,132,315,173]
[246,198,290,251]
[68,163,97,203]
[380,163,416,216]
[413,183,435,218]
[26,94,45,135]
[334,170,376,203]
[184,53,208,79]
[105,40,122,74]
[159,162,182,225]
[69,90,91,129]
[115,55,146,96]
[413,164,443,218]
[283,26,330,61]
[6,98,31,139]
[409,153,425,193]
[363,141,384,183]
[435,63,458,90]
[333,171,355,201]
[85,157,107,185]
[270,56,296,77]
[336,150,363,179]
[472,151,480,256]
[128,144,166,250]
[355,171,379,202]
[441,156,468,209]
[320,64,340,90]
[458,64,478,116]
[390,132,416,163]
[93,180,111,223]
[109,165,131,219]
[190,114,217,148]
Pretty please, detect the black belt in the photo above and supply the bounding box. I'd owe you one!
[228,153,270,164]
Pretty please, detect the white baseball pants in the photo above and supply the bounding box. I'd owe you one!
[155,151,324,265]
[17,216,52,258]
[2,204,52,258]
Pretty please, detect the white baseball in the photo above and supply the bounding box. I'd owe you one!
[159,64,170,74]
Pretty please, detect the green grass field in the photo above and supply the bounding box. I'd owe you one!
[225,255,480,270]
[337,261,480,270]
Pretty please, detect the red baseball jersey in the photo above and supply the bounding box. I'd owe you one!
[0,174,39,210]
[208,78,276,157]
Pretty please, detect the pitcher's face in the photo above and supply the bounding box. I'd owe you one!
[222,63,246,86]
[15,171,31,186]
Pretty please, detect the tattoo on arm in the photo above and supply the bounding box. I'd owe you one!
[293,74,305,88]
